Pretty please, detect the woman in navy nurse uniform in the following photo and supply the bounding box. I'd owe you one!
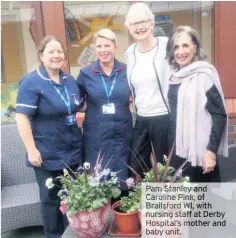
[76,29,132,188]
[16,36,83,238]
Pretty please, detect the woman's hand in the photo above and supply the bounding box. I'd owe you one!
[76,112,84,128]
[202,150,216,174]
[16,113,43,167]
[28,148,43,167]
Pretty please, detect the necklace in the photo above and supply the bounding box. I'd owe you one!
[138,38,159,53]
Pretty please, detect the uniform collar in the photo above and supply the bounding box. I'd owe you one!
[92,59,123,73]
[37,66,67,84]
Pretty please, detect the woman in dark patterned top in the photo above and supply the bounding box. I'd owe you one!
[166,26,228,182]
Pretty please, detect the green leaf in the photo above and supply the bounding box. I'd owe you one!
[111,187,121,198]
[92,200,103,209]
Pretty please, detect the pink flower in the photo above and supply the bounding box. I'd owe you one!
[126,177,135,188]
[59,202,67,214]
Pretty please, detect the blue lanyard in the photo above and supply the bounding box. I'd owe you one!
[100,72,117,103]
[51,81,71,114]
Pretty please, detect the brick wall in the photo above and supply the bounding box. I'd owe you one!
[229,118,236,145]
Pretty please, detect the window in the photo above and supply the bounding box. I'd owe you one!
[149,1,215,63]
[64,1,215,78]
[63,1,132,78]
[1,1,38,124]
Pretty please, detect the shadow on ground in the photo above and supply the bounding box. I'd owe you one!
[1,226,44,238]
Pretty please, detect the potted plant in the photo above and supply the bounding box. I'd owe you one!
[112,177,142,234]
[46,156,121,238]
[112,143,190,234]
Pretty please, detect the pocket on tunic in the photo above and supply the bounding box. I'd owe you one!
[34,135,56,160]
[70,126,83,147]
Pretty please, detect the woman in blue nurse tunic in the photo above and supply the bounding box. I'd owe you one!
[15,36,83,238]
[76,29,133,187]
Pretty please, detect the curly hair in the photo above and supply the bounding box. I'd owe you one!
[166,26,207,70]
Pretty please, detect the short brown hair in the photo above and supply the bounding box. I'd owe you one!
[166,26,207,70]
[37,35,67,66]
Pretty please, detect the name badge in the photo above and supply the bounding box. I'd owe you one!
[65,114,76,126]
[102,103,115,114]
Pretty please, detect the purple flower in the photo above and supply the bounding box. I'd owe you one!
[76,166,83,172]
[100,175,106,182]
[101,168,111,176]
[126,177,135,188]
[99,169,111,182]
[62,189,68,197]
[94,164,102,174]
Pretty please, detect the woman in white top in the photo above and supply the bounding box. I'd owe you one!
[125,3,171,176]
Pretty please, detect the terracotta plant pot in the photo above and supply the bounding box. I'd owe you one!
[66,201,111,238]
[112,201,141,234]
[137,209,142,224]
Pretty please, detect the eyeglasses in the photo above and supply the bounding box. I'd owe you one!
[130,19,151,29]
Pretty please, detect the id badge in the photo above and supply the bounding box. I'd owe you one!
[65,114,76,126]
[102,103,115,114]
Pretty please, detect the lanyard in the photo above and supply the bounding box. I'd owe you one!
[51,81,71,114]
[100,72,117,104]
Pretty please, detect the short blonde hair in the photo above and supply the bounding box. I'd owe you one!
[125,3,155,29]
[93,28,118,46]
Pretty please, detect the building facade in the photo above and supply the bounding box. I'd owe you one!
[1,1,236,143]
